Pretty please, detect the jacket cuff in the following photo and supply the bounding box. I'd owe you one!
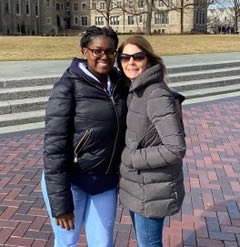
[48,190,74,218]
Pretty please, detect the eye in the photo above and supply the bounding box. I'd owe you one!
[120,54,130,59]
[107,50,117,56]
[133,53,146,60]
[119,54,131,61]
[94,49,103,55]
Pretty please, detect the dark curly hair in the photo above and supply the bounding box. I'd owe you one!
[80,26,118,49]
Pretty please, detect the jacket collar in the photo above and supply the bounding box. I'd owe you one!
[129,64,163,92]
[68,57,121,86]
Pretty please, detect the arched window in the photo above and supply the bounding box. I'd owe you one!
[82,3,87,10]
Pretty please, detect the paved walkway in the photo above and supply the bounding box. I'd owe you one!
[1,96,240,246]
[0,52,240,80]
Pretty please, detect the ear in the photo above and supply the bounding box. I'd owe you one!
[82,48,88,58]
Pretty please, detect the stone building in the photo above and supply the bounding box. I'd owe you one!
[90,0,207,34]
[0,0,41,35]
[0,0,207,35]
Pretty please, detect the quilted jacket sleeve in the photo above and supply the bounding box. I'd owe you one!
[43,75,75,217]
[132,88,186,170]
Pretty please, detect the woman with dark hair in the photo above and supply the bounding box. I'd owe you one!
[117,35,186,247]
[41,26,128,247]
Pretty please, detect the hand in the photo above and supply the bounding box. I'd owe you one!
[55,212,75,230]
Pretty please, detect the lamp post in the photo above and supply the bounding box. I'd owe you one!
[180,0,184,34]
[19,0,22,35]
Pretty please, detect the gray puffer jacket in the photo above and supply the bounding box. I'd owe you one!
[119,64,186,218]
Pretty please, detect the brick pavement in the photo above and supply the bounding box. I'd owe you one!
[0,96,240,247]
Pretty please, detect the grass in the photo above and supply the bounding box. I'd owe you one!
[0,34,240,61]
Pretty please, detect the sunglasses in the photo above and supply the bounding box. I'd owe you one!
[119,52,146,63]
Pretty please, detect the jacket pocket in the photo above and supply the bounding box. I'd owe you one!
[74,129,93,163]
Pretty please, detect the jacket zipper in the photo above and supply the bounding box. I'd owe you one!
[83,76,121,174]
[74,129,93,163]
[105,87,120,174]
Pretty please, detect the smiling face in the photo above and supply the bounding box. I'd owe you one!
[120,44,148,80]
[82,35,116,80]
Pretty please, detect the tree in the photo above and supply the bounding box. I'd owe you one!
[91,0,120,27]
[178,0,217,34]
[232,0,240,32]
[90,0,217,34]
[119,0,217,34]
[214,0,240,32]
[207,8,224,33]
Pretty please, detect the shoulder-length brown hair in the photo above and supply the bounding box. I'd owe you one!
[117,35,167,78]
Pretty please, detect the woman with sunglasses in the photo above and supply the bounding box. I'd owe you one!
[41,26,128,247]
[117,36,186,247]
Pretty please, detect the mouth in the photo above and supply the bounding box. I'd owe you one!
[97,59,110,63]
[127,68,138,72]
[98,61,109,64]
[97,61,111,67]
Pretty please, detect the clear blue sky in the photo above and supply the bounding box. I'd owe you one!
[208,0,232,9]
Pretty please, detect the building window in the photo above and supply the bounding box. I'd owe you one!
[195,11,206,25]
[16,0,20,15]
[73,3,78,11]
[117,1,122,7]
[46,0,50,7]
[139,15,143,23]
[138,0,144,8]
[26,0,30,15]
[128,1,134,7]
[5,2,9,14]
[159,0,164,7]
[56,3,60,11]
[110,16,120,25]
[95,16,104,25]
[17,24,21,33]
[159,0,172,7]
[155,13,169,24]
[46,17,52,24]
[100,2,105,10]
[35,2,39,16]
[74,17,78,25]
[128,16,134,25]
[81,16,88,26]
[82,3,87,10]
[195,11,201,24]
[66,10,70,17]
[56,2,64,11]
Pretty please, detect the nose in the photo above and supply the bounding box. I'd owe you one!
[101,51,111,59]
[100,52,109,59]
[128,57,135,64]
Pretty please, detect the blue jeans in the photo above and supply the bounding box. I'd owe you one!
[130,211,165,247]
[41,173,117,247]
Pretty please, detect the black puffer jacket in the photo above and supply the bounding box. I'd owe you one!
[43,58,128,217]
